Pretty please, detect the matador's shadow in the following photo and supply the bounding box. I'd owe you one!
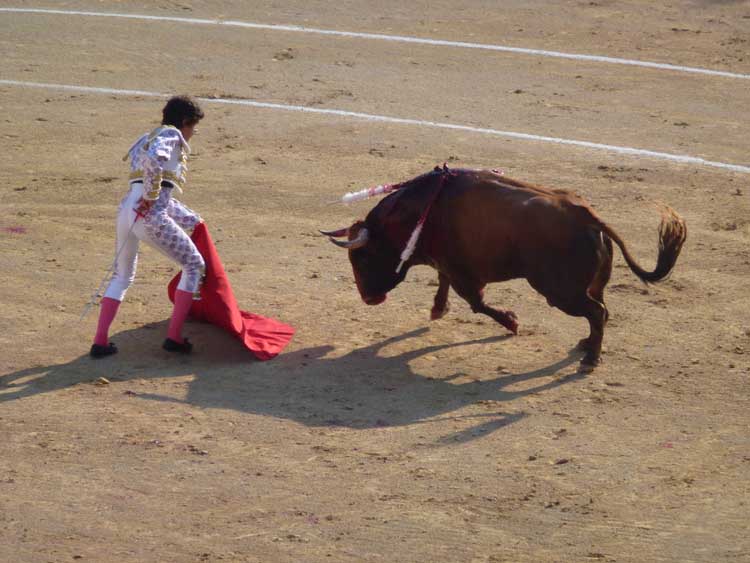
[1,322,585,444]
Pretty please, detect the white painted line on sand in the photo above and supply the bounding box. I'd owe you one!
[2,79,748,174]
[1,7,749,80]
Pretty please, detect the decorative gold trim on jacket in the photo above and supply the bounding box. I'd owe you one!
[145,172,163,200]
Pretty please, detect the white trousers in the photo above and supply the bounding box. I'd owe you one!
[103,182,205,301]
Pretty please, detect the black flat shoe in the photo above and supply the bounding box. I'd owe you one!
[162,337,193,354]
[90,342,118,358]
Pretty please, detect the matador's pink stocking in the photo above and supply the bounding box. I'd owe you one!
[167,289,194,344]
[93,297,121,346]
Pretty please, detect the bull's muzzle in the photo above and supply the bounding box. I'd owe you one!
[364,294,387,305]
[321,227,369,250]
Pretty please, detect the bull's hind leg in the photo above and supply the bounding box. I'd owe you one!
[451,278,518,334]
[578,297,608,366]
[578,234,613,352]
[543,290,607,366]
[529,228,610,366]
[590,234,613,319]
[431,272,451,320]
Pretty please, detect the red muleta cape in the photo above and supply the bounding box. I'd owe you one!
[167,222,295,360]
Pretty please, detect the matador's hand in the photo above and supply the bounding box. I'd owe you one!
[134,197,154,218]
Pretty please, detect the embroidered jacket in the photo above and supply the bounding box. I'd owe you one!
[125,125,190,200]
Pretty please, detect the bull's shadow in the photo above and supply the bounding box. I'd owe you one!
[1,322,585,443]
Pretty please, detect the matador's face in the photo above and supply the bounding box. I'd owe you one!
[180,121,198,141]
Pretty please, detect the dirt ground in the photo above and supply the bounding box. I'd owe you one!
[1,1,749,562]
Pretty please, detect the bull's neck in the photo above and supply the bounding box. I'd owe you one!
[393,170,452,272]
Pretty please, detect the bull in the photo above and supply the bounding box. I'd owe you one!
[322,165,686,367]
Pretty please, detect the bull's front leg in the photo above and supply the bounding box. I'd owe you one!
[450,277,519,334]
[431,272,451,320]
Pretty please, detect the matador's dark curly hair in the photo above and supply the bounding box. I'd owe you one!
[162,95,204,128]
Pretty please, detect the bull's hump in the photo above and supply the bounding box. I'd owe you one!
[490,174,579,200]
[484,174,552,195]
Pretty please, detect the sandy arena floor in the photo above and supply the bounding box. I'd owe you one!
[1,2,749,562]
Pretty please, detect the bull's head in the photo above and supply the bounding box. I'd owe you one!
[322,220,407,305]
[323,169,446,305]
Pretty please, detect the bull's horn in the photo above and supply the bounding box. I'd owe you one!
[319,228,349,238]
[329,228,369,250]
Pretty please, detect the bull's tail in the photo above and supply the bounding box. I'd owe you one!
[598,206,687,284]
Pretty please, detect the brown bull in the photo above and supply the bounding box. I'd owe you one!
[323,166,686,366]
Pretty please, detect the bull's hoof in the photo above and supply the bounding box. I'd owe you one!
[502,311,519,334]
[430,303,450,320]
[580,353,601,370]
